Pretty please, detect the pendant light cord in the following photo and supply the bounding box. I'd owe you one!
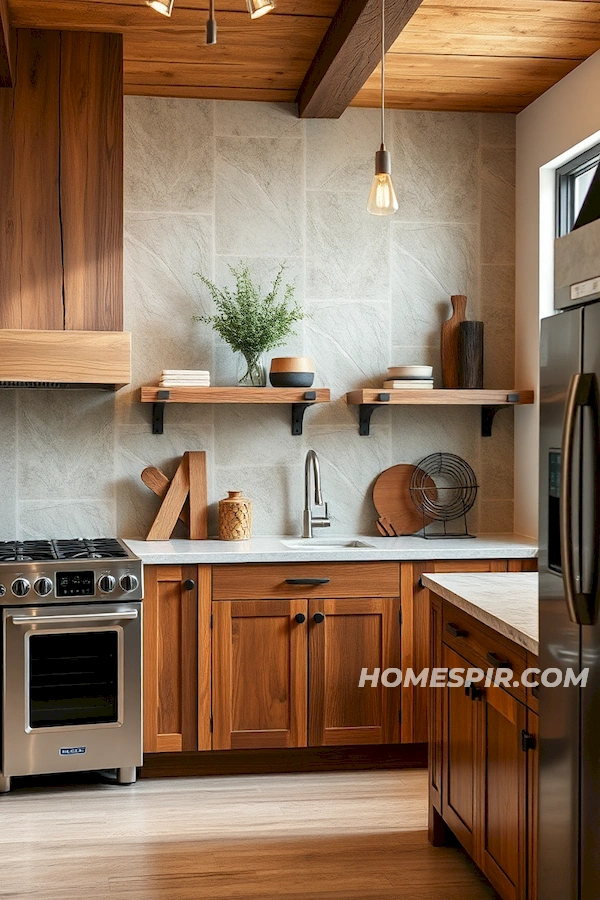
[381,0,385,148]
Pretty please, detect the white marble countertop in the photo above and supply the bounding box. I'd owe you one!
[421,572,539,655]
[124,533,537,566]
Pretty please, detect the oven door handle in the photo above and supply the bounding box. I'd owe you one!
[10,610,139,625]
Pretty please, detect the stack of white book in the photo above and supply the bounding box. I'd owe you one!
[383,379,434,390]
[383,365,434,390]
[159,369,210,388]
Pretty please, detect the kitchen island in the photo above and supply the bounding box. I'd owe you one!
[423,572,539,900]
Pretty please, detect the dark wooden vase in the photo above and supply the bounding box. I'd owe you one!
[458,320,484,389]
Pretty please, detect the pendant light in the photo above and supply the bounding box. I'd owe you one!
[206,0,217,43]
[146,0,274,41]
[247,0,275,18]
[367,0,398,216]
[145,0,174,15]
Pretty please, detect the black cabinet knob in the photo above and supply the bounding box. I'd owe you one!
[295,613,306,624]
[465,683,483,701]
[183,579,196,591]
[313,612,325,623]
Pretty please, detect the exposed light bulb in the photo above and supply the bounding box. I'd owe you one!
[247,0,275,18]
[367,173,398,216]
[367,145,398,216]
[367,0,398,216]
[146,0,174,15]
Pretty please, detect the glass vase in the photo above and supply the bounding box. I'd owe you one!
[237,351,267,387]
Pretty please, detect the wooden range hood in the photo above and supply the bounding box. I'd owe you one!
[0,29,129,388]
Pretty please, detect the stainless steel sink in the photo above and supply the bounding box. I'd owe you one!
[281,539,375,550]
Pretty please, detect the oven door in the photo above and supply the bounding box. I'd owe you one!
[2,603,142,777]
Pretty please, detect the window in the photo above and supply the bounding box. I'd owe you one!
[556,144,600,237]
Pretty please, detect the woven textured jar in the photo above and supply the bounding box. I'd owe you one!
[218,491,252,541]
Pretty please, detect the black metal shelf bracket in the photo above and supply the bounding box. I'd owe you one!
[291,391,318,435]
[481,394,519,437]
[151,389,170,435]
[150,389,319,436]
[358,394,390,436]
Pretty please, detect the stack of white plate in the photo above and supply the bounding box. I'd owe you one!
[159,369,210,387]
[383,366,433,389]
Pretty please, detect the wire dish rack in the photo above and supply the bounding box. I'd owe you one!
[410,452,478,539]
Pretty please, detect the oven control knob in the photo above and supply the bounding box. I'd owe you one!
[34,577,53,597]
[98,574,116,594]
[11,578,30,597]
[0,584,5,597]
[119,573,139,593]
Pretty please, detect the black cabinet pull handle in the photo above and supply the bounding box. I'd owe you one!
[486,651,510,667]
[183,579,195,591]
[313,612,325,623]
[295,613,306,624]
[446,622,468,638]
[285,578,330,585]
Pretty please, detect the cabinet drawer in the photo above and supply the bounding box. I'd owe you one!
[442,603,527,701]
[212,562,400,600]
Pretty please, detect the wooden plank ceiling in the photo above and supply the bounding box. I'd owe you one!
[7,0,600,112]
[354,0,600,112]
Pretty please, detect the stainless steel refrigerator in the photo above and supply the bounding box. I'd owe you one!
[539,218,600,900]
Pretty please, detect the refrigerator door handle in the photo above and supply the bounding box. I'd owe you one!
[560,372,600,625]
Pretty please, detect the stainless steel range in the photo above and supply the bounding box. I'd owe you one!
[0,538,143,794]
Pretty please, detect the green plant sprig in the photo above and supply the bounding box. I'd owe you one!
[193,264,307,358]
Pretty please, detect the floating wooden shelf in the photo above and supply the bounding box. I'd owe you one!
[344,389,535,436]
[140,386,331,435]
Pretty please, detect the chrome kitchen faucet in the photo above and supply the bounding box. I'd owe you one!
[303,450,331,538]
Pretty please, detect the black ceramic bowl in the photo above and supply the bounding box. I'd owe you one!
[269,371,314,388]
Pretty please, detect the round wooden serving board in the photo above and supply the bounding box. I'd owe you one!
[372,464,436,536]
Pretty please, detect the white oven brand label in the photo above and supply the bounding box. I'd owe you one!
[571,276,600,300]
[59,746,87,756]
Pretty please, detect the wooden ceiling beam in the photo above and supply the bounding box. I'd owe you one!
[296,0,425,118]
[0,0,14,85]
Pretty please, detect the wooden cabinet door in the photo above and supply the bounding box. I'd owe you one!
[441,643,479,857]
[403,559,510,744]
[479,684,527,900]
[144,565,211,753]
[527,709,539,900]
[212,599,308,750]
[308,598,401,746]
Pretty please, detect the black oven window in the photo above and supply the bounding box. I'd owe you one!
[28,631,119,728]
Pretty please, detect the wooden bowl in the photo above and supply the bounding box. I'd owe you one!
[269,357,314,387]
[270,357,314,373]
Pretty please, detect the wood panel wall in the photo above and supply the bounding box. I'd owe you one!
[0,29,123,331]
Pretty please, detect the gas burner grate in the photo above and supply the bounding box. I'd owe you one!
[0,538,129,562]
[54,539,129,561]
[0,541,56,562]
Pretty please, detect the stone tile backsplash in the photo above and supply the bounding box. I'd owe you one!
[0,101,516,539]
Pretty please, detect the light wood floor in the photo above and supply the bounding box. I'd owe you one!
[1,769,497,899]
